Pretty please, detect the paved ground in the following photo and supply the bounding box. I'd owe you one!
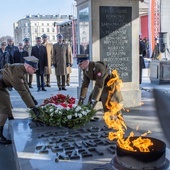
[1,61,170,170]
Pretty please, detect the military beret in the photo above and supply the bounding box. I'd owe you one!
[36,36,41,40]
[41,34,47,38]
[56,34,63,39]
[23,38,29,42]
[24,56,39,69]
[76,54,89,64]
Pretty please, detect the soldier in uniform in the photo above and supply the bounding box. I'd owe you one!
[53,34,69,91]
[23,38,33,88]
[0,56,40,144]
[41,34,53,87]
[77,55,123,112]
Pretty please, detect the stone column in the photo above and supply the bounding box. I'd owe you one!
[76,0,141,107]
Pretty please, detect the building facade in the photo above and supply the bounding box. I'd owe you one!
[14,15,71,45]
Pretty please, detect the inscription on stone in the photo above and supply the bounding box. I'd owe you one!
[100,6,132,82]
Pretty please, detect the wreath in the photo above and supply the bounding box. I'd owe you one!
[29,94,97,128]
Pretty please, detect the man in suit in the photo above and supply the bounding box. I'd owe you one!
[13,42,28,63]
[23,38,33,88]
[53,34,69,91]
[31,37,47,92]
[0,56,40,144]
[41,34,53,87]
[77,55,123,112]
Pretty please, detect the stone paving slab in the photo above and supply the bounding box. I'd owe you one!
[9,116,142,170]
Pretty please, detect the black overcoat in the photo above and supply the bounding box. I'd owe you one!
[31,45,47,74]
[13,50,28,63]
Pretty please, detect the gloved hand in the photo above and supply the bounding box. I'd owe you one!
[31,107,40,116]
[31,96,38,105]
[89,99,97,109]
[78,97,85,105]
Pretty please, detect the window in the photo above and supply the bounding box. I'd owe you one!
[47,23,49,26]
[52,28,55,32]
[47,28,49,32]
[42,28,44,32]
[35,28,37,33]
[35,23,37,26]
[42,23,44,26]
[52,36,55,40]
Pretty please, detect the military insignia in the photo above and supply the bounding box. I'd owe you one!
[97,72,102,76]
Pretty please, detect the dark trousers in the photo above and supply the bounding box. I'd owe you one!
[56,75,65,88]
[36,73,45,89]
[26,74,33,85]
[44,74,50,85]
[66,74,70,84]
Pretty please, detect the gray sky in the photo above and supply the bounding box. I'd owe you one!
[0,0,76,37]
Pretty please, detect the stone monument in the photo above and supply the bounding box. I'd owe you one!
[76,0,141,107]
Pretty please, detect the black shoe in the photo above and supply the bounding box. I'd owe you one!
[8,116,14,120]
[62,87,67,90]
[58,88,62,91]
[37,88,40,92]
[29,85,33,88]
[0,135,12,145]
[66,83,70,86]
[46,84,51,87]
[42,88,47,91]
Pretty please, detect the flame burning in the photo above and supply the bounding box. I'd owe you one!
[103,70,153,152]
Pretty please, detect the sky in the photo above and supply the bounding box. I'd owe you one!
[0,0,76,37]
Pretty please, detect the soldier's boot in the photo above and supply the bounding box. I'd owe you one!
[0,126,12,145]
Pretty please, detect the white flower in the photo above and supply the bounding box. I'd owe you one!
[78,114,82,118]
[66,107,70,111]
[67,115,72,119]
[50,113,54,117]
[55,110,58,114]
[75,113,78,117]
[81,111,86,115]
[49,108,54,112]
[57,105,64,109]
[72,104,77,108]
[58,111,62,115]
[75,106,82,112]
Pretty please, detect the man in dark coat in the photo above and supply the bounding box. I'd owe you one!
[5,38,18,64]
[31,37,47,92]
[77,55,123,112]
[14,42,28,63]
[0,56,40,144]
[0,42,9,69]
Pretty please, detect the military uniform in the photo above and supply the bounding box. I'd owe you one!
[79,61,123,112]
[0,64,35,126]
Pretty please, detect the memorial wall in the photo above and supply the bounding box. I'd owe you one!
[100,6,132,82]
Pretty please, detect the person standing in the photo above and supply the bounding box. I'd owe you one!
[13,42,28,63]
[23,38,33,88]
[63,40,73,86]
[41,34,53,87]
[5,38,18,64]
[0,42,9,69]
[31,37,47,92]
[0,56,40,144]
[53,34,69,91]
